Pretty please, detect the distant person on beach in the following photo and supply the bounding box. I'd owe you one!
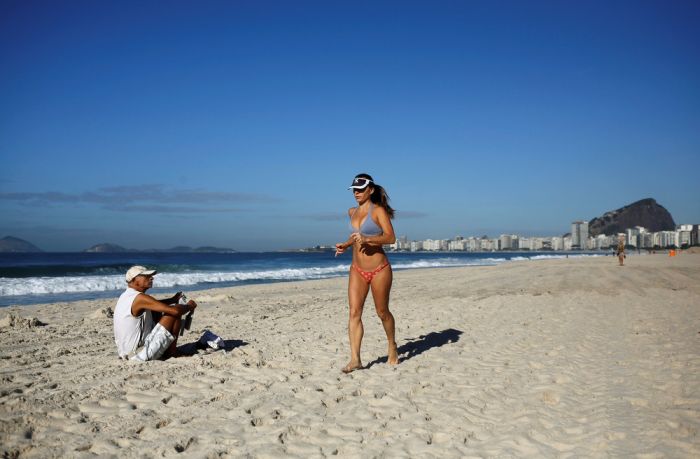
[335,173,398,373]
[616,238,625,266]
[114,266,197,361]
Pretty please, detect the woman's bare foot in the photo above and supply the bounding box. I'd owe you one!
[388,342,399,365]
[342,361,363,374]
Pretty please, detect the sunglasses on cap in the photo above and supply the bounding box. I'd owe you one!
[348,177,373,190]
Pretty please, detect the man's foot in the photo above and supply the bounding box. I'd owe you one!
[388,342,399,365]
[342,361,363,374]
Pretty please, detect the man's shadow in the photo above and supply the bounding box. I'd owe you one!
[365,328,463,369]
[177,339,249,356]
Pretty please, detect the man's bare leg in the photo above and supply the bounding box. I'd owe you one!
[158,314,182,358]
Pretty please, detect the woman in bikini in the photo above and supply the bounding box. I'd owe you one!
[616,236,625,266]
[335,173,398,373]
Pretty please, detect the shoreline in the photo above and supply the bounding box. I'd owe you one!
[2,254,699,457]
[0,251,608,308]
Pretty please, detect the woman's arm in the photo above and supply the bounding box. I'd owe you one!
[335,236,354,256]
[335,207,357,256]
[354,206,396,246]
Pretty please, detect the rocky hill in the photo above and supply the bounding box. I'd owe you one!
[588,198,676,237]
[84,243,129,253]
[150,246,236,253]
[0,236,43,253]
[82,244,236,253]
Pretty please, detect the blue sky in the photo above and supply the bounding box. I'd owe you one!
[1,0,699,251]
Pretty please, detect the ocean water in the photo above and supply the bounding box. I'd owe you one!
[0,251,598,307]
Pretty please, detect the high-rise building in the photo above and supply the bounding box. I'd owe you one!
[519,237,530,250]
[468,237,481,252]
[551,237,564,251]
[563,236,573,250]
[499,234,512,250]
[448,239,467,251]
[571,221,589,250]
[640,232,653,248]
[626,228,640,248]
[531,238,544,251]
[410,240,423,252]
[678,224,698,247]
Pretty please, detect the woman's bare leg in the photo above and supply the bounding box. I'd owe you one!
[371,266,398,365]
[345,269,370,372]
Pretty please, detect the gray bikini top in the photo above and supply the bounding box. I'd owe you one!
[350,203,383,236]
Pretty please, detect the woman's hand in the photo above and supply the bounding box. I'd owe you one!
[351,232,365,245]
[335,243,347,257]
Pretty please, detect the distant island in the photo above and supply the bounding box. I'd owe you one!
[0,236,43,253]
[147,246,237,253]
[85,243,129,253]
[84,243,236,253]
[0,237,235,253]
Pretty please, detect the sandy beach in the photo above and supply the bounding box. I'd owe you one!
[1,253,699,457]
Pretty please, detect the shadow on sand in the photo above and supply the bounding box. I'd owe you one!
[176,338,249,357]
[365,328,463,369]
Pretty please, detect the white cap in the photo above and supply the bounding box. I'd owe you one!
[125,265,157,282]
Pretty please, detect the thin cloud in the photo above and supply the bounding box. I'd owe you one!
[395,210,429,219]
[103,204,247,214]
[0,191,76,204]
[300,210,429,221]
[303,212,347,221]
[0,184,281,212]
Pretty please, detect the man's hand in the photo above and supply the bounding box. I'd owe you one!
[184,299,197,313]
[173,300,195,316]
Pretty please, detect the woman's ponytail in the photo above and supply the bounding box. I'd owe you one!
[354,173,395,219]
[371,184,395,219]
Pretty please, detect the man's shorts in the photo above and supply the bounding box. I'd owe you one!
[130,323,175,361]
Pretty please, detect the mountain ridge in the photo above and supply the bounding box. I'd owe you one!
[0,237,236,253]
[0,236,43,253]
[588,198,676,237]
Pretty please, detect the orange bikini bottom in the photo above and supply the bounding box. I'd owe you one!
[352,262,390,283]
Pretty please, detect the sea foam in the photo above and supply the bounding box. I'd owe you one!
[0,254,598,298]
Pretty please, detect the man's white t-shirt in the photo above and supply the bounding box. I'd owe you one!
[114,287,155,358]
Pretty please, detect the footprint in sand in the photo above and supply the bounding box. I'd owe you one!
[79,399,136,415]
[541,390,560,406]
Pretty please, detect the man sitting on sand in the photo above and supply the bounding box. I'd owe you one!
[114,266,197,361]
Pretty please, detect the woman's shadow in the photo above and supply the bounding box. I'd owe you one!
[365,328,462,368]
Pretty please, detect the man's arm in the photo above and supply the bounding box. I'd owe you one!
[155,292,181,306]
[131,293,194,318]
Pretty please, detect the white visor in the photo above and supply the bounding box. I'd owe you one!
[348,177,373,190]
